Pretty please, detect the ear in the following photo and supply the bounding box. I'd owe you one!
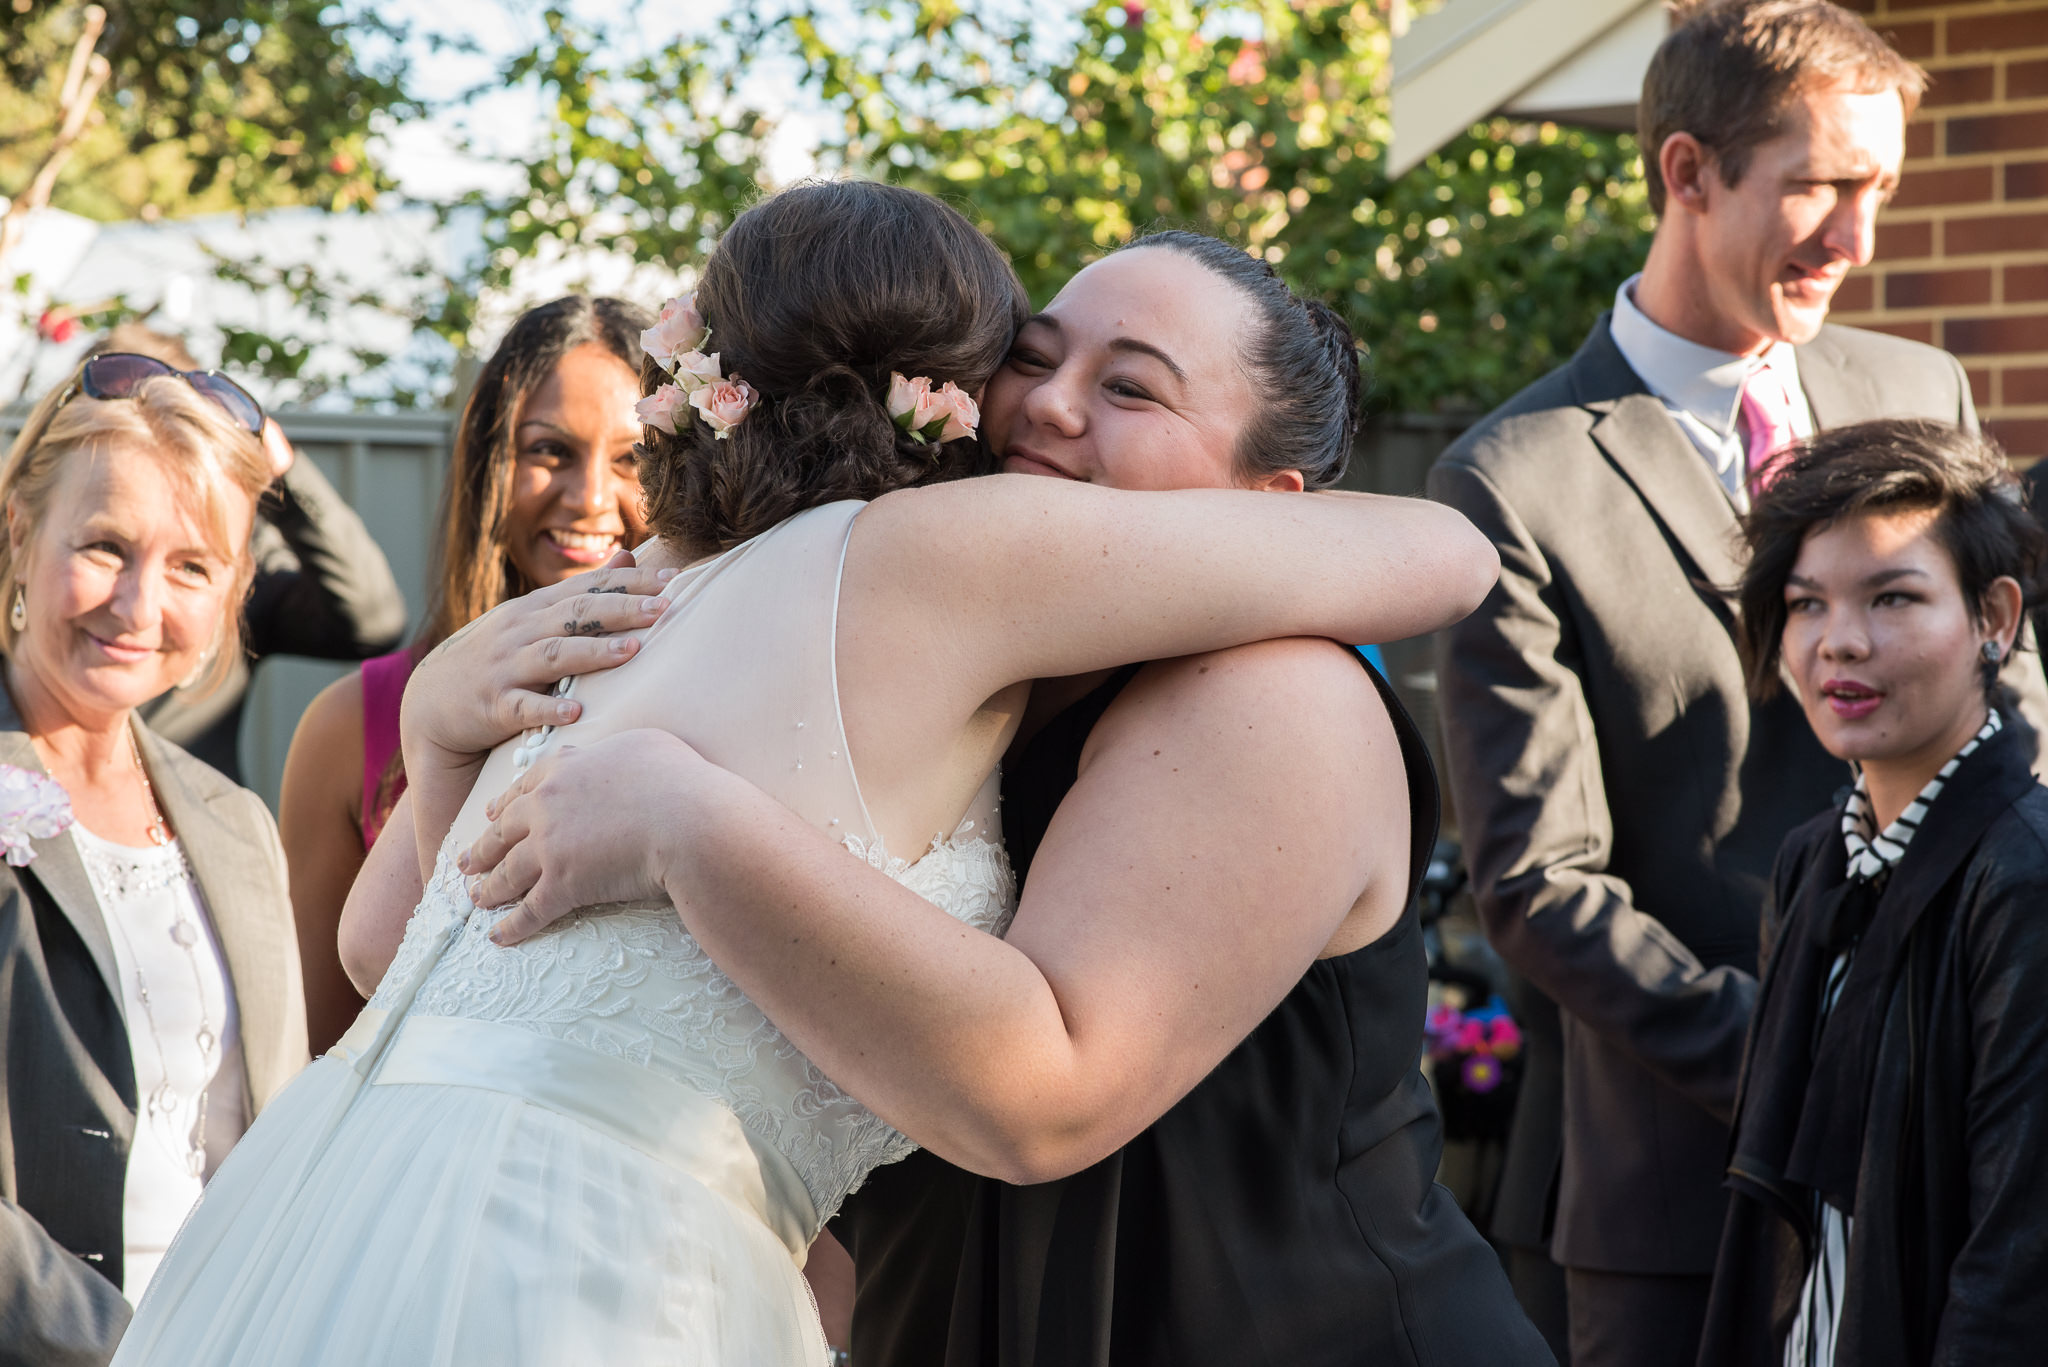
[1251,467,1307,493]
[1982,575,2026,655]
[1659,132,1717,216]
[5,497,26,566]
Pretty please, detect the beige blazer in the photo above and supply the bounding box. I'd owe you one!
[0,679,306,1364]
[0,692,308,1112]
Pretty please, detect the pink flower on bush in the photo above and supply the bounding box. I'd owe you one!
[690,376,758,439]
[641,294,711,373]
[1461,1055,1504,1094]
[635,383,689,435]
[36,310,78,344]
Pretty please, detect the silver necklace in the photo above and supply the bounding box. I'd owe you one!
[128,729,170,846]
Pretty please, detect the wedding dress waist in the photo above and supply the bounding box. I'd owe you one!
[333,1009,816,1255]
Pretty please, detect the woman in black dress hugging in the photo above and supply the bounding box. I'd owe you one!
[1701,418,2048,1367]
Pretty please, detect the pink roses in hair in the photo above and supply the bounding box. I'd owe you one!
[689,378,758,440]
[638,293,758,439]
[640,296,710,368]
[634,384,690,435]
[635,295,977,446]
[887,373,979,445]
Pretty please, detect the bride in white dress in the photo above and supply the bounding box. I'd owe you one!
[111,181,1498,1365]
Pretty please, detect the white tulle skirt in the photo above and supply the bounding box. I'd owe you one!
[110,1049,828,1366]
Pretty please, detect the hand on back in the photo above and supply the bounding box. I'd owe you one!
[401,550,678,768]
[461,729,707,943]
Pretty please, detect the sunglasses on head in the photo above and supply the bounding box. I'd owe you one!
[71,353,267,435]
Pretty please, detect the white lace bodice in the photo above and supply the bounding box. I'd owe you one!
[374,827,1010,1230]
[365,501,1017,1235]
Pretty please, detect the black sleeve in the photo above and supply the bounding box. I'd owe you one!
[241,456,408,663]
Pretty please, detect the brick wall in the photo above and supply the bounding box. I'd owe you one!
[1832,1,2048,461]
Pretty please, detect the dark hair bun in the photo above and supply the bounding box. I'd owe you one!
[638,181,1029,551]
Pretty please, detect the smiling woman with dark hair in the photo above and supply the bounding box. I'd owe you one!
[1704,418,2048,1366]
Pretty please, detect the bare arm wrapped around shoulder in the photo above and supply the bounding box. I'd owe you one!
[464,638,1409,1182]
[847,476,1496,698]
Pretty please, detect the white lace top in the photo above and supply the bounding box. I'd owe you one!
[73,825,245,1301]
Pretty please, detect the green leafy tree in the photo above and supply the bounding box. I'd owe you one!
[1,0,413,223]
[472,0,1652,416]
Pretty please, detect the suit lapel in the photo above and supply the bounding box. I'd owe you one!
[0,692,126,1021]
[1575,322,1746,623]
[1794,328,1881,432]
[136,724,290,1118]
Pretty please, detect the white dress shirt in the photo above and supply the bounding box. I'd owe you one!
[1608,274,1815,510]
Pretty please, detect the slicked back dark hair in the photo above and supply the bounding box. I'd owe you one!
[1737,418,2045,701]
[1113,230,1362,490]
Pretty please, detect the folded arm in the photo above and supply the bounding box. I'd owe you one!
[244,454,408,662]
[1430,459,1755,1122]
[465,638,1407,1182]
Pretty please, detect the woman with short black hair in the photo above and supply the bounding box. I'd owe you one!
[1702,418,2048,1366]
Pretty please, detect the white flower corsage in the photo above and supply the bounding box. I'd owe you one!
[0,764,74,866]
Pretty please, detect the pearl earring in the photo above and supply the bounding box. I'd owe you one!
[9,587,23,633]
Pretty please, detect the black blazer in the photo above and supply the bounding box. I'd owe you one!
[0,688,307,1366]
[1702,722,2048,1366]
[1428,316,2048,1272]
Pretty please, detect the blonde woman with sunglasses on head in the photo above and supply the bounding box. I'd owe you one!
[0,355,307,1364]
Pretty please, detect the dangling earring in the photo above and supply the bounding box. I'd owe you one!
[1981,639,2003,691]
[9,587,23,633]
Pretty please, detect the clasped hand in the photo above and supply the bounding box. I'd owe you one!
[458,729,716,946]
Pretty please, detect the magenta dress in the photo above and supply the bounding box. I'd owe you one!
[357,648,414,851]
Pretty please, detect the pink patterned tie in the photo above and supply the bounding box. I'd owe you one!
[1739,364,1798,494]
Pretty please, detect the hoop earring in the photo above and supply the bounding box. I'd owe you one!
[9,587,23,633]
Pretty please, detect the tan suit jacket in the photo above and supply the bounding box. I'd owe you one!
[0,680,306,1365]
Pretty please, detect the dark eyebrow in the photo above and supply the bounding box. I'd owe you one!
[1106,337,1188,384]
[1785,566,1931,591]
[1864,567,1930,589]
[516,420,574,438]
